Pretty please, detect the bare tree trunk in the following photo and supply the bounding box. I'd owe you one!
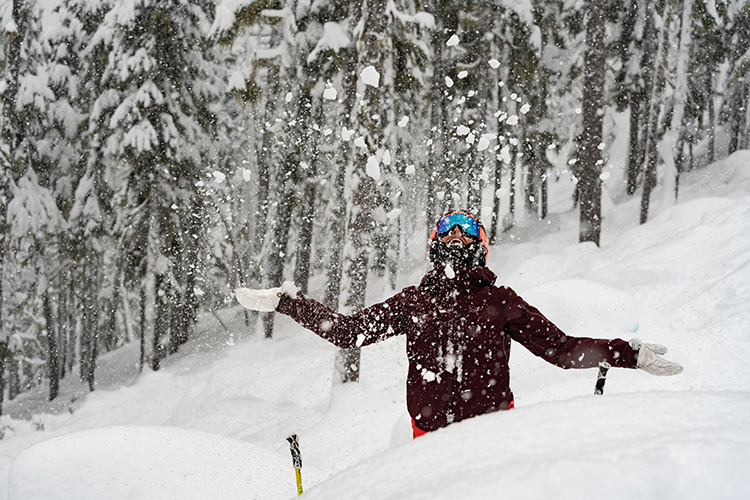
[489,153,502,244]
[103,254,122,352]
[139,284,147,373]
[629,5,660,198]
[340,175,375,383]
[152,273,169,371]
[181,198,202,343]
[666,0,694,201]
[44,291,59,401]
[294,182,316,295]
[337,0,388,383]
[524,162,539,217]
[707,72,716,163]
[324,47,357,310]
[626,95,642,195]
[728,82,749,154]
[579,0,606,245]
[65,280,76,377]
[169,196,202,354]
[640,2,672,224]
[138,193,154,373]
[78,260,100,390]
[57,270,68,379]
[0,0,26,418]
[79,268,93,381]
[256,61,279,256]
[261,185,296,339]
[540,171,548,220]
[324,169,347,310]
[428,19,444,218]
[0,342,6,416]
[0,187,7,414]
[506,143,517,231]
[621,0,642,196]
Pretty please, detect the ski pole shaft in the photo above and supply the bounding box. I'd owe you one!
[594,361,611,395]
[294,468,303,495]
[286,434,303,495]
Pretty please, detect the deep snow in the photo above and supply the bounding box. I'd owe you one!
[0,151,749,499]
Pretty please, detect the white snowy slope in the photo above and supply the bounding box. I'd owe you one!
[0,152,748,500]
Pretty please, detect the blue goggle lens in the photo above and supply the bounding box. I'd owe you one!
[435,213,481,238]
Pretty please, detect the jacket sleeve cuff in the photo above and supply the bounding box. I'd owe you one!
[276,290,302,313]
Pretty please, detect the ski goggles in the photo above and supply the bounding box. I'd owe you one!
[434,212,482,239]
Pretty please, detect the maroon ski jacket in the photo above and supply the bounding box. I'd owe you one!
[276,265,638,432]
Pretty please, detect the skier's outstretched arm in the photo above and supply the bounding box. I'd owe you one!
[235,283,408,349]
[504,291,683,376]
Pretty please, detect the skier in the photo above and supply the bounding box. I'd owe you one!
[236,211,683,438]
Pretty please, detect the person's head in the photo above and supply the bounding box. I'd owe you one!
[429,211,489,268]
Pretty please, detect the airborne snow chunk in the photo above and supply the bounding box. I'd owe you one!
[477,134,493,151]
[366,156,381,181]
[341,127,355,141]
[360,66,380,87]
[323,85,337,100]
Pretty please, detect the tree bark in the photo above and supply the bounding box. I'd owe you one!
[337,0,388,383]
[152,271,170,371]
[261,184,295,339]
[44,291,59,401]
[640,1,672,224]
[323,49,356,311]
[323,160,347,310]
[626,95,642,195]
[0,0,26,418]
[579,0,606,245]
[506,143,517,230]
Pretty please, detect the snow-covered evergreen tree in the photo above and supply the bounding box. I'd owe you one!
[83,0,221,370]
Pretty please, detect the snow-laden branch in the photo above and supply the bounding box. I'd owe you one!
[307,22,350,63]
[386,1,434,29]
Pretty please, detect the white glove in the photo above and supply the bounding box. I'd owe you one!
[631,339,683,376]
[234,282,299,312]
[234,287,281,311]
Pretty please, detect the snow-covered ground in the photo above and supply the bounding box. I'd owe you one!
[0,151,749,499]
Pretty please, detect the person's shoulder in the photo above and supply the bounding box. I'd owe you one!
[489,282,520,299]
[384,284,421,302]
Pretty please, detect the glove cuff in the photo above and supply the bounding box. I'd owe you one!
[281,281,300,297]
[628,337,642,351]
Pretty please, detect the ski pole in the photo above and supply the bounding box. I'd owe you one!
[286,434,303,495]
[594,361,611,395]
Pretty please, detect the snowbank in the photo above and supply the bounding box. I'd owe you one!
[0,153,749,499]
[302,392,750,500]
[8,426,295,500]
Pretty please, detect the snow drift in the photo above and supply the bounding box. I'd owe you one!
[0,152,749,499]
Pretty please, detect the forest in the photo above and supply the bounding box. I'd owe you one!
[0,0,747,417]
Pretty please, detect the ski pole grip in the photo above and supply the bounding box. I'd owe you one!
[594,361,611,395]
[286,434,303,495]
[286,434,302,468]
